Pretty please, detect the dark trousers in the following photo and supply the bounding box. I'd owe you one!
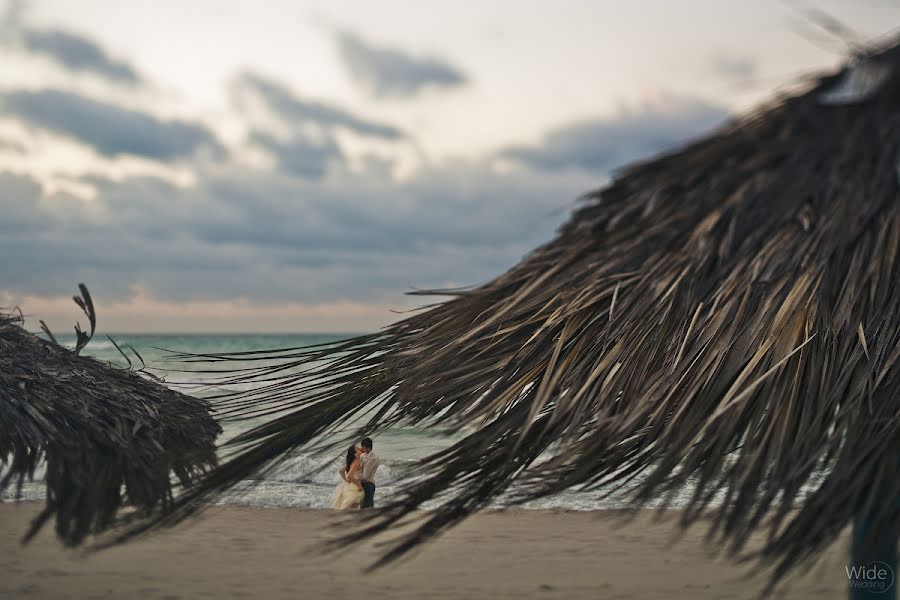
[361,481,376,508]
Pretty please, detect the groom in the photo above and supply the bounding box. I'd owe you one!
[358,437,379,508]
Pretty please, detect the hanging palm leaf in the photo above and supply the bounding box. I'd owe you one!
[0,286,221,545]
[120,39,899,590]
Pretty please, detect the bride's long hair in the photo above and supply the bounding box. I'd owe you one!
[345,445,357,472]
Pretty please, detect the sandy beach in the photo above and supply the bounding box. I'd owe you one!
[0,502,851,599]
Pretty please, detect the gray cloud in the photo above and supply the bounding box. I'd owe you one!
[0,137,26,153]
[0,171,51,234]
[2,0,24,31]
[502,97,728,173]
[236,73,405,140]
[2,1,139,83]
[1,89,223,160]
[337,31,466,99]
[0,90,724,315]
[711,54,756,81]
[20,28,139,83]
[0,162,591,306]
[249,130,342,180]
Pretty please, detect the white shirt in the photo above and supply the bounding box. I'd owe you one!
[360,450,379,483]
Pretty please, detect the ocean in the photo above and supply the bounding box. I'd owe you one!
[3,333,823,511]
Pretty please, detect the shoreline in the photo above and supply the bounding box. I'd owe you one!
[1,502,850,599]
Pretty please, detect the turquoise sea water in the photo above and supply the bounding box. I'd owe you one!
[5,333,476,509]
[3,333,825,511]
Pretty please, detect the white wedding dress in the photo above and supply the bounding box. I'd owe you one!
[331,477,364,510]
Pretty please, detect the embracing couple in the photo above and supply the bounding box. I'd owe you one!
[331,437,379,510]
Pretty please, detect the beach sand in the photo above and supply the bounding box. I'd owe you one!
[0,503,850,599]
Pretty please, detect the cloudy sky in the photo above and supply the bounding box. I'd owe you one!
[1,0,897,332]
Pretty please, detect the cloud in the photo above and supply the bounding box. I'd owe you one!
[0,171,51,234]
[0,137,26,153]
[1,89,224,160]
[0,65,722,332]
[0,0,25,36]
[501,97,728,173]
[20,28,140,83]
[0,161,592,309]
[248,130,342,180]
[711,54,756,81]
[337,31,467,98]
[2,1,140,83]
[235,73,405,140]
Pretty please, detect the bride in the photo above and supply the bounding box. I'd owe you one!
[331,445,365,510]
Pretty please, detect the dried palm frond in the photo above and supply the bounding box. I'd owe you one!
[0,286,221,545]
[126,40,899,586]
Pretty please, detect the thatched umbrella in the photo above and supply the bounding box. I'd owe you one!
[134,39,898,594]
[0,285,221,545]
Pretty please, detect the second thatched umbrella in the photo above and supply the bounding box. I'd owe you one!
[129,39,898,594]
[0,285,221,545]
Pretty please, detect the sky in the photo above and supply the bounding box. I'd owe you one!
[1,0,897,333]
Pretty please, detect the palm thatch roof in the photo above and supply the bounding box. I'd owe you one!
[0,286,221,546]
[129,39,899,585]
